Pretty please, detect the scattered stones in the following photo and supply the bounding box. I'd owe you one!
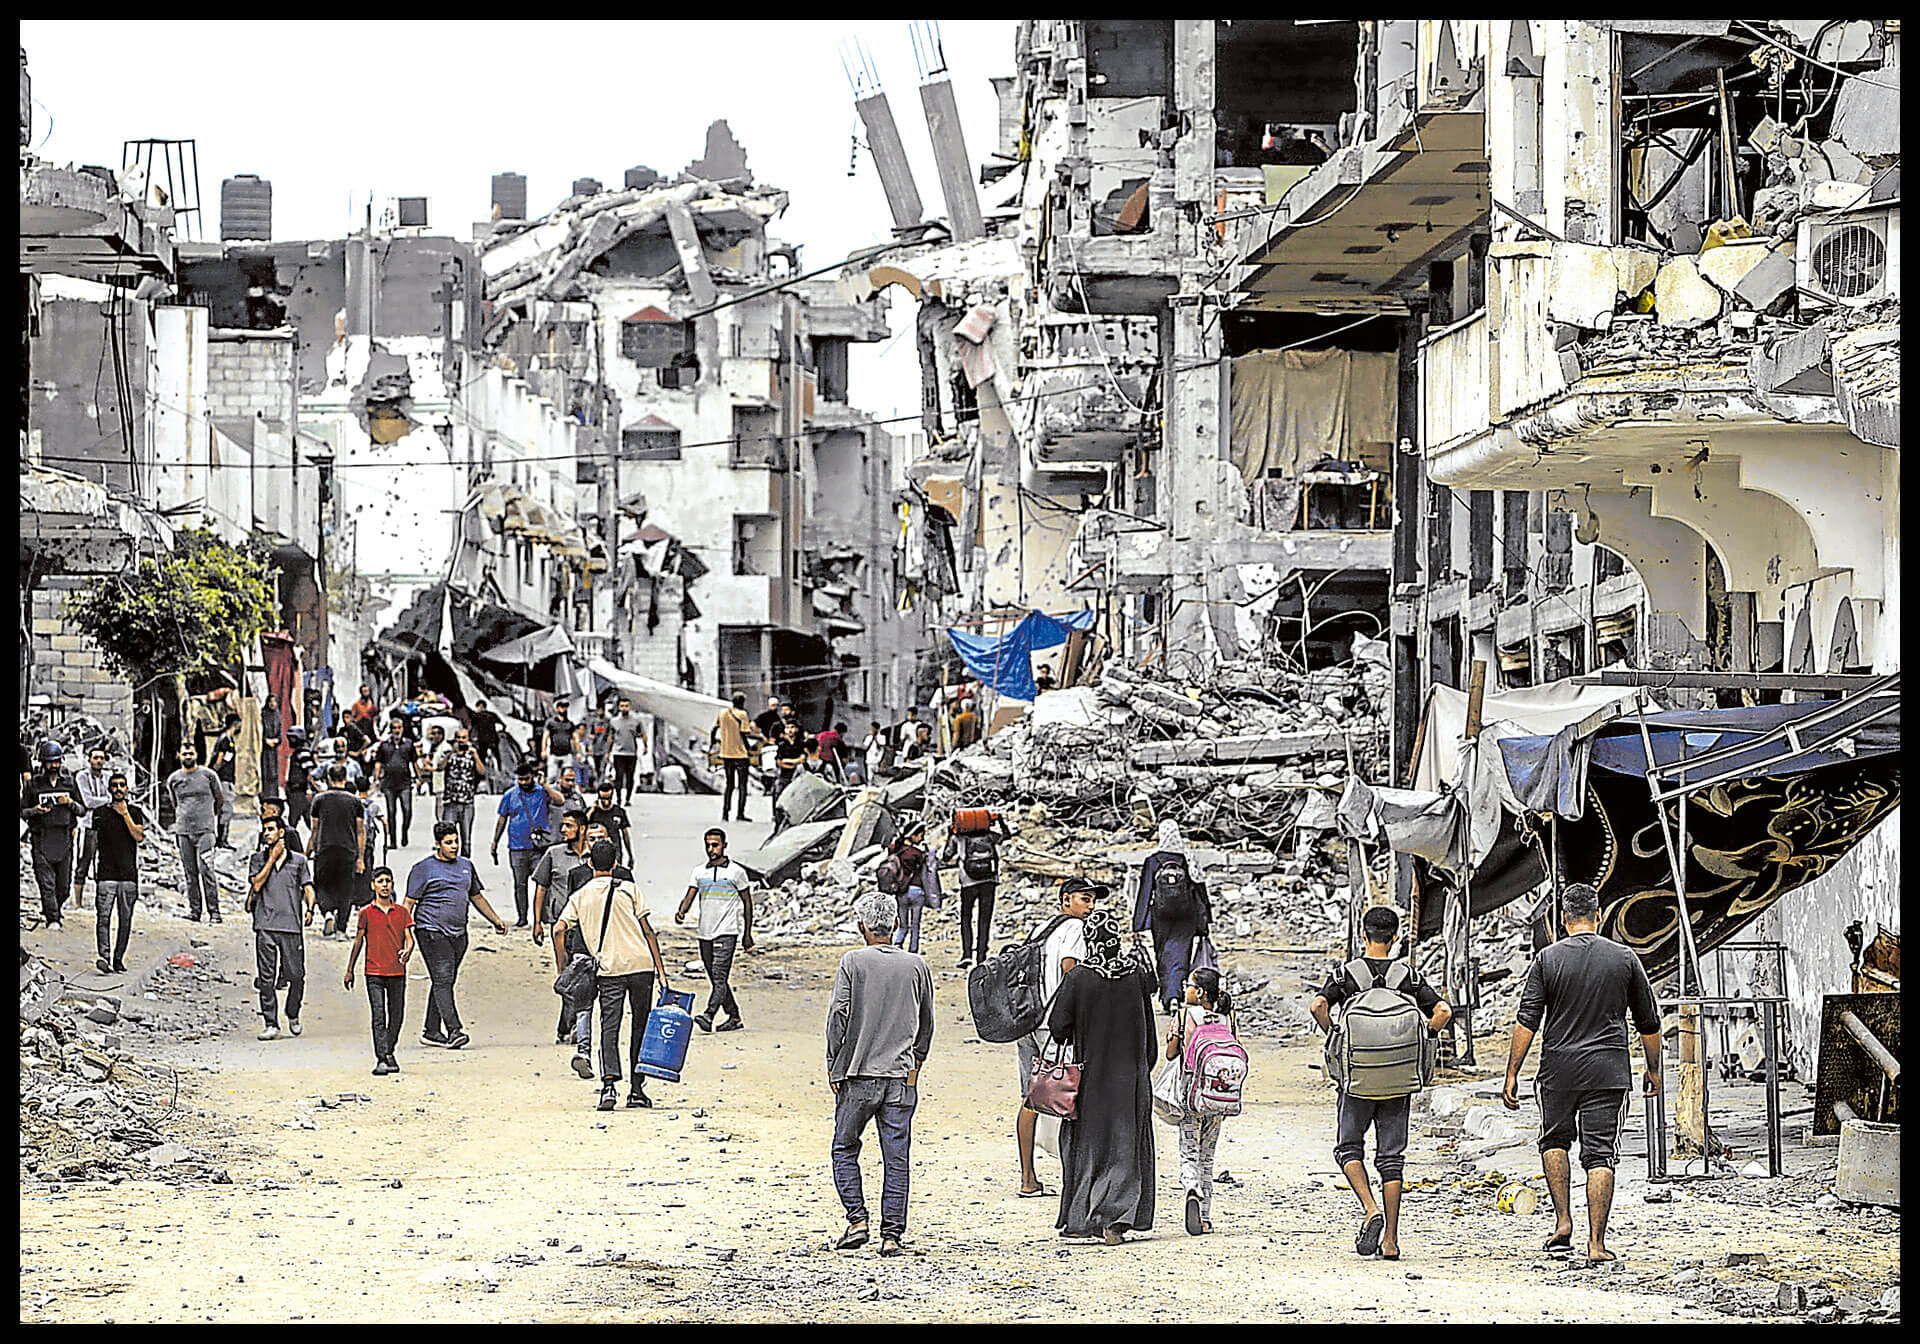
[1721,1251,1769,1268]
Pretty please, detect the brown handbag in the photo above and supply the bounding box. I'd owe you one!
[1025,1037,1082,1119]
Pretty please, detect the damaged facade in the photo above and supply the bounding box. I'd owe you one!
[476,128,925,734]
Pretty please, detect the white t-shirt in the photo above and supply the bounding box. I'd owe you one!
[1037,915,1089,1005]
[688,860,753,940]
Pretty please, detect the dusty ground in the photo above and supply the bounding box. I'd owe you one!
[19,794,1899,1322]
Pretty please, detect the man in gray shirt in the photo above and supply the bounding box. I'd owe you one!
[825,889,935,1258]
[607,698,649,804]
[166,744,225,922]
[248,817,316,1040]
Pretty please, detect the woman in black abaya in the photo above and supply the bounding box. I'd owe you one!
[1047,908,1158,1243]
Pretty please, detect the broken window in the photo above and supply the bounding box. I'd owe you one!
[731,405,784,469]
[1500,490,1530,602]
[1541,509,1573,595]
[621,422,681,461]
[815,336,850,403]
[1468,490,1495,594]
[1213,21,1356,167]
[1595,607,1637,666]
[732,515,780,577]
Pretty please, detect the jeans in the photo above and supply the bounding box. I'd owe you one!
[891,888,931,954]
[31,845,73,924]
[439,800,474,856]
[1179,1112,1226,1220]
[176,830,219,918]
[698,935,739,1020]
[720,757,751,819]
[1333,1090,1411,1184]
[958,882,996,961]
[612,754,639,802]
[507,847,539,923]
[313,847,357,929]
[1152,923,1198,1009]
[365,974,405,1060]
[578,756,600,792]
[831,1076,918,1240]
[415,927,469,1039]
[286,786,311,828]
[254,929,306,1024]
[95,879,139,964]
[547,753,577,784]
[73,826,99,892]
[217,779,234,847]
[382,785,413,848]
[556,925,592,1046]
[595,970,657,1083]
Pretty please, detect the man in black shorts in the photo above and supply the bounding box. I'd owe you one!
[1503,882,1662,1267]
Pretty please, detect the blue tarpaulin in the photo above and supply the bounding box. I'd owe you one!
[945,610,1098,701]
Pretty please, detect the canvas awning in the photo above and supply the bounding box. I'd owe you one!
[478,623,575,667]
[584,657,729,746]
[945,609,1099,702]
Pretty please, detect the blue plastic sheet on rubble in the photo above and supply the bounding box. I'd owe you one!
[945,609,1098,701]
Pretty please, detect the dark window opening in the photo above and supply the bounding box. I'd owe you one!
[815,336,850,403]
[1501,490,1530,602]
[1542,509,1573,595]
[732,515,779,577]
[1426,484,1454,584]
[1593,544,1626,584]
[1214,20,1358,167]
[1085,19,1172,99]
[731,404,784,469]
[621,424,681,461]
[1468,490,1495,595]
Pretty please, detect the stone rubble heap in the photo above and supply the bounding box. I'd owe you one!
[19,949,232,1187]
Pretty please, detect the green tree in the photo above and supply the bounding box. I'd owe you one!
[64,528,281,689]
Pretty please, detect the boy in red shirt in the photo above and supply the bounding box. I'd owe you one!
[345,865,414,1075]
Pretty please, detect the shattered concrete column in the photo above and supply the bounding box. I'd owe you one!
[663,197,720,310]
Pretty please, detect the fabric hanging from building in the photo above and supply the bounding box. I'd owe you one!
[584,656,728,747]
[1228,348,1397,484]
[477,623,575,667]
[944,609,1099,702]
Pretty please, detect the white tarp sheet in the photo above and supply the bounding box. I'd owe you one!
[584,657,728,746]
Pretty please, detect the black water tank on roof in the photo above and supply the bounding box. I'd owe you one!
[571,177,603,198]
[492,172,527,220]
[396,197,428,227]
[221,174,272,241]
[624,165,660,191]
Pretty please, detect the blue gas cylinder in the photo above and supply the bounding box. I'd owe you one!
[637,985,697,1082]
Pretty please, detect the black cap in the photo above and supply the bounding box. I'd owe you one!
[1059,876,1110,899]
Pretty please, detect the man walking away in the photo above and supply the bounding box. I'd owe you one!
[951,696,981,751]
[608,697,646,803]
[587,783,635,867]
[710,693,761,824]
[493,761,562,927]
[582,702,612,795]
[826,890,936,1257]
[90,772,146,973]
[437,727,483,855]
[344,866,413,1075]
[1309,905,1451,1260]
[467,699,504,789]
[247,817,315,1040]
[405,821,509,1050]
[1504,882,1662,1267]
[940,811,1012,968]
[1134,821,1214,1014]
[70,747,113,909]
[558,840,671,1111]
[284,729,315,829]
[164,743,224,923]
[676,828,755,1032]
[308,766,365,936]
[543,698,581,786]
[23,741,82,928]
[374,716,418,849]
[1014,877,1098,1197]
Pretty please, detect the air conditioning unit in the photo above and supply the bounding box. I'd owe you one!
[1797,205,1899,310]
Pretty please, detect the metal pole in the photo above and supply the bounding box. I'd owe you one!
[1763,998,1781,1177]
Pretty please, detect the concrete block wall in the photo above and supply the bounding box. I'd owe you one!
[27,576,136,745]
[207,337,296,425]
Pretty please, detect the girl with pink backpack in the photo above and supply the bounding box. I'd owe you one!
[1165,967,1248,1235]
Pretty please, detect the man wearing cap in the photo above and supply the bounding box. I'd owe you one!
[1013,876,1102,1198]
[23,742,82,928]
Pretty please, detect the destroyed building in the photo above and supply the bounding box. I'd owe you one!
[475,125,929,730]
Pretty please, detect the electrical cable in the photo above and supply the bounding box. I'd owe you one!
[1733,20,1899,90]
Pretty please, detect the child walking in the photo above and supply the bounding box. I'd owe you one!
[1167,966,1236,1235]
[344,866,414,1075]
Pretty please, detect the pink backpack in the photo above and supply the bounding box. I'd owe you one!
[1183,1016,1249,1117]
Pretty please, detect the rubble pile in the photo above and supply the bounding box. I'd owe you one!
[19,951,230,1187]
[18,815,252,932]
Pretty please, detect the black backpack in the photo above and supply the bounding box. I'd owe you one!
[966,913,1073,1043]
[1150,856,1198,924]
[961,833,998,883]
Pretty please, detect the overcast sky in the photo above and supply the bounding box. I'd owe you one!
[21,19,1019,421]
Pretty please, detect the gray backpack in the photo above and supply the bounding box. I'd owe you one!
[1324,958,1435,1100]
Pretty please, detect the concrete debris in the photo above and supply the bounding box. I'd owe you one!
[1653,255,1723,328]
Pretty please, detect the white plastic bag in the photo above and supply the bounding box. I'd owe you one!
[1151,1057,1188,1125]
[1034,1112,1062,1159]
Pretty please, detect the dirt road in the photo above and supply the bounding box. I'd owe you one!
[19,794,1895,1322]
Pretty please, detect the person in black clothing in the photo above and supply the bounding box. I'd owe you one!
[89,772,146,973]
[260,693,284,798]
[1133,821,1214,1014]
[373,716,418,848]
[586,784,634,868]
[543,699,581,785]
[940,812,1012,967]
[259,796,304,853]
[22,742,81,928]
[284,729,315,828]
[467,699,505,788]
[210,712,241,849]
[1504,882,1662,1267]
[1309,905,1451,1261]
[774,724,806,798]
[308,765,367,937]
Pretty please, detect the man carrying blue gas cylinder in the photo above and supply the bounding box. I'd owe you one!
[556,839,672,1112]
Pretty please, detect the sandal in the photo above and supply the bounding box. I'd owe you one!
[1102,1227,1127,1245]
[879,1238,903,1258]
[1356,1213,1385,1257]
[1542,1232,1574,1254]
[1018,1185,1055,1198]
[833,1225,870,1251]
[1587,1251,1618,1267]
